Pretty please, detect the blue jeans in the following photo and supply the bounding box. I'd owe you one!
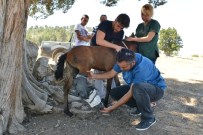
[110,83,164,121]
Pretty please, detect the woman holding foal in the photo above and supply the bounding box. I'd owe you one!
[126,4,160,64]
[90,13,130,100]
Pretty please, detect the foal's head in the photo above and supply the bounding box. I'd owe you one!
[113,33,137,52]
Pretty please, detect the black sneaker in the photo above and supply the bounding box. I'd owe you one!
[130,109,141,116]
[136,118,156,131]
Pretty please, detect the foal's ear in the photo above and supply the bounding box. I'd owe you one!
[130,32,135,37]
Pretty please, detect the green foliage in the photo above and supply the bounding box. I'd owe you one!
[27,0,168,45]
[191,54,199,58]
[102,0,167,7]
[29,0,167,19]
[148,0,167,8]
[159,27,183,56]
[29,0,75,19]
[26,25,76,45]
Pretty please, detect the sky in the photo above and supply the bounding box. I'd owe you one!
[27,0,203,56]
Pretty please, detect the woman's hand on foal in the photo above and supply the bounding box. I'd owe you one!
[126,36,137,42]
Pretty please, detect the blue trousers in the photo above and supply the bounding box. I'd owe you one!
[110,83,164,121]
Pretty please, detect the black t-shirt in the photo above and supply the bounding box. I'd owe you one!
[91,20,124,46]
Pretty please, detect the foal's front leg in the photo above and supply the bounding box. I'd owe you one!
[103,78,113,107]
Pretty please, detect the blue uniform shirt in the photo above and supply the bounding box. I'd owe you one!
[113,53,167,90]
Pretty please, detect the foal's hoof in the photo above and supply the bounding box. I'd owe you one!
[101,99,108,108]
[103,102,108,108]
[64,109,73,117]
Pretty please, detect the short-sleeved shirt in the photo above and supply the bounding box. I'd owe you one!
[135,19,160,61]
[91,20,124,46]
[92,25,98,35]
[74,23,90,46]
[113,53,167,90]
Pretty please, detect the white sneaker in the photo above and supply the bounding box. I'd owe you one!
[85,89,101,108]
[85,89,97,103]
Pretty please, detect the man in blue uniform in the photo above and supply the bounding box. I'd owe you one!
[87,48,167,131]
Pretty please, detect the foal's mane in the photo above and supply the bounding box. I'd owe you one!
[112,32,137,49]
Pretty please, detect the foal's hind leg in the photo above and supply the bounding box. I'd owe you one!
[103,78,113,107]
[63,64,79,116]
[63,76,74,117]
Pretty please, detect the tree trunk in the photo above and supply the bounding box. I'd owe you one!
[0,1,67,134]
[0,0,56,134]
[0,0,29,134]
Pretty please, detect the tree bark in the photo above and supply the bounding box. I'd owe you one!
[0,0,29,134]
[0,1,65,134]
[0,0,76,134]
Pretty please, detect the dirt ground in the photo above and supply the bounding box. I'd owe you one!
[21,55,203,135]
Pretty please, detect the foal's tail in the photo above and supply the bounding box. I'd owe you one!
[55,53,67,80]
